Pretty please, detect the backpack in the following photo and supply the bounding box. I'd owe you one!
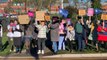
[75,23,83,33]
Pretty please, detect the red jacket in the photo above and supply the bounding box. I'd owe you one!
[97,25,107,41]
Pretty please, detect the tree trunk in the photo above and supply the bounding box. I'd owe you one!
[25,0,27,12]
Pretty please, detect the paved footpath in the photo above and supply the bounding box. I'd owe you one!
[1,53,107,60]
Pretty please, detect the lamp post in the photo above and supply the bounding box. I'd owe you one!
[61,0,64,9]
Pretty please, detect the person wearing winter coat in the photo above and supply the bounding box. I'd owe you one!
[49,16,59,54]
[65,24,75,52]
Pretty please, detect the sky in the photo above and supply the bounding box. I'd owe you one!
[101,0,107,2]
[68,0,107,4]
[78,0,107,3]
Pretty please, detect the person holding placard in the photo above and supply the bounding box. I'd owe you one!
[34,20,47,55]
[24,25,33,54]
[75,16,86,51]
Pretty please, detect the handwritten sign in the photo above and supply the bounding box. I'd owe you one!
[18,15,30,24]
[36,11,45,21]
[101,14,107,20]
[78,9,86,16]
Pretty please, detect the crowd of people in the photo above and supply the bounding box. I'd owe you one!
[1,15,107,55]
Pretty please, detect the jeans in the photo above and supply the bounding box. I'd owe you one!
[76,34,85,51]
[37,38,46,50]
[52,41,58,53]
[58,36,65,50]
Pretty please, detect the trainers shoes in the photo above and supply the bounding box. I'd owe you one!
[41,50,44,54]
[37,50,41,54]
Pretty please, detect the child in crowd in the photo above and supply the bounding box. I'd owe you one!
[34,21,47,54]
[65,24,75,52]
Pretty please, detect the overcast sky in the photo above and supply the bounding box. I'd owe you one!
[101,0,107,2]
[78,0,107,2]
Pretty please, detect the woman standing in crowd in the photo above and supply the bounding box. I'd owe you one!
[7,20,14,52]
[65,24,75,52]
[89,20,99,51]
[58,19,66,51]
[97,20,107,50]
[13,20,22,53]
[49,16,59,54]
[34,21,47,54]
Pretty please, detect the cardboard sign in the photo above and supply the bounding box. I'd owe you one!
[44,15,50,21]
[101,14,107,20]
[78,9,86,16]
[18,15,30,24]
[36,11,45,21]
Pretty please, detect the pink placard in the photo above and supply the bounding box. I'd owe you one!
[28,12,34,17]
[87,8,94,16]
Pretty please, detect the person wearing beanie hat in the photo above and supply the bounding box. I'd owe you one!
[49,17,59,54]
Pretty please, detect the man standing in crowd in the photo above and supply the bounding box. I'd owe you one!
[75,16,86,51]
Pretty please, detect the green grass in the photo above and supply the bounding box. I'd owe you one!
[0,32,107,56]
[0,32,11,56]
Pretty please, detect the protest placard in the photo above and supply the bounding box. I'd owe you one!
[18,15,30,24]
[101,14,107,20]
[78,9,86,16]
[36,11,45,21]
